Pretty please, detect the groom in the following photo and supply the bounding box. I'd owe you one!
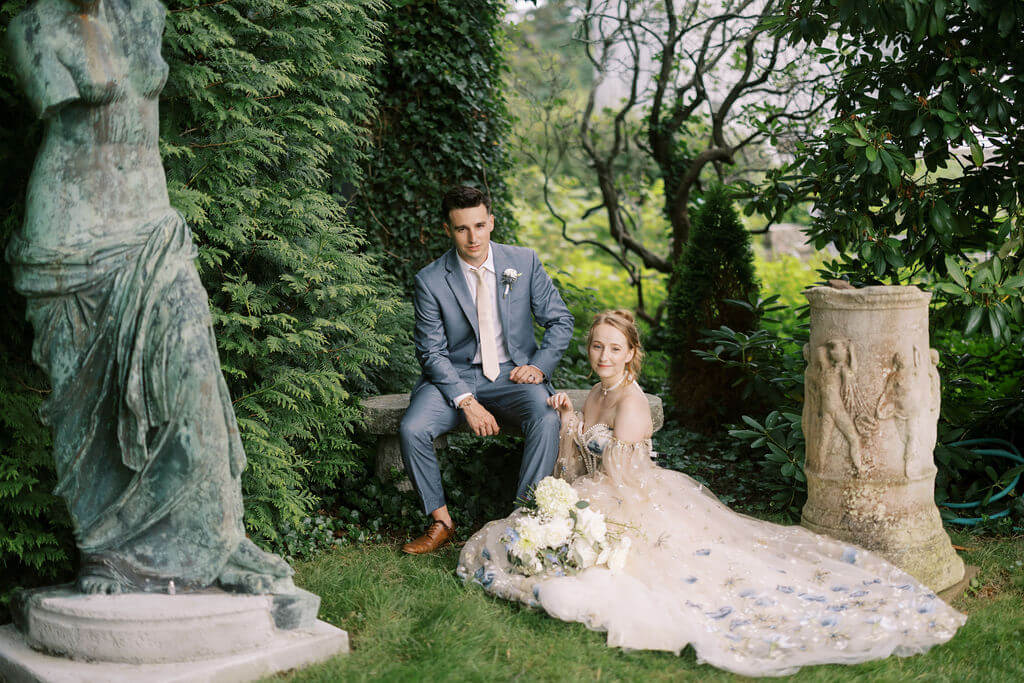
[399,186,574,554]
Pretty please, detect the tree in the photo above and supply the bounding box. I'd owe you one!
[666,187,760,431]
[349,0,519,293]
[520,0,832,322]
[768,0,1024,343]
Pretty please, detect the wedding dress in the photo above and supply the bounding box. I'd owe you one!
[457,406,965,677]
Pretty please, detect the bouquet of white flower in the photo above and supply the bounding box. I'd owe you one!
[502,476,631,577]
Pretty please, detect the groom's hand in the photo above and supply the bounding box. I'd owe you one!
[510,364,544,384]
[461,397,500,436]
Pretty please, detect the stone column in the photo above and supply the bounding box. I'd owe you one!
[800,285,964,592]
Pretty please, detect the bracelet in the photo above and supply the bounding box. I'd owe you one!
[458,396,475,410]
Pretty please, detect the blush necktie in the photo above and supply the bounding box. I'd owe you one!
[473,268,500,381]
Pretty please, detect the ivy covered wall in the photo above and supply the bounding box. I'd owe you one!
[349,0,519,292]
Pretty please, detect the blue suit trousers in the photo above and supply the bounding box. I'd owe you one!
[399,361,561,515]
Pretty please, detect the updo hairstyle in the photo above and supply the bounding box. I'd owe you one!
[587,309,644,380]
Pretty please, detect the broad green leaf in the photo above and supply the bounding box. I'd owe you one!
[945,254,967,288]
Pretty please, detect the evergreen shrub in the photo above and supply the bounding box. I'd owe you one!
[666,187,760,432]
[161,0,409,543]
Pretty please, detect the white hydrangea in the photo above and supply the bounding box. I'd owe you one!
[512,515,544,560]
[533,476,578,519]
[573,505,607,546]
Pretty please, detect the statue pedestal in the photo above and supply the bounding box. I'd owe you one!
[0,588,348,682]
[800,286,964,592]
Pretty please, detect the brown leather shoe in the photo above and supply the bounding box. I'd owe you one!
[402,519,455,554]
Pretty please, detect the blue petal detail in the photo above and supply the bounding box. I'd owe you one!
[481,548,491,561]
[831,585,849,592]
[850,590,869,598]
[739,589,757,598]
[827,604,848,612]
[799,593,827,603]
[841,547,858,564]
[896,583,914,591]
[755,597,777,607]
[918,602,936,614]
[729,619,751,630]
[684,576,698,584]
[777,585,795,594]
[705,606,733,620]
[695,548,711,556]
[820,616,838,627]
[533,585,541,600]
[506,527,520,542]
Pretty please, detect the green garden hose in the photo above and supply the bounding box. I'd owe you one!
[940,438,1023,526]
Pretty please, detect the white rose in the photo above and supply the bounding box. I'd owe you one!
[573,506,607,546]
[534,476,579,518]
[570,538,599,568]
[605,537,631,572]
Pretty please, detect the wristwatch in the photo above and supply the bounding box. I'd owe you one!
[458,395,475,410]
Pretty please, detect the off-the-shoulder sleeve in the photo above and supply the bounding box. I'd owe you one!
[553,411,586,482]
[599,436,656,492]
[7,12,80,119]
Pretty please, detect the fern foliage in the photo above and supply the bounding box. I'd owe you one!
[161,0,406,542]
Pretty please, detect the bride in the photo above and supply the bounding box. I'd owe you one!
[458,310,965,677]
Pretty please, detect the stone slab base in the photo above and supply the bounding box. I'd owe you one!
[0,620,348,683]
[938,564,980,604]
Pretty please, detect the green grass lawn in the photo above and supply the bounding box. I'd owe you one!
[272,531,1024,682]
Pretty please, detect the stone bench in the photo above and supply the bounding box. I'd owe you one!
[362,389,664,491]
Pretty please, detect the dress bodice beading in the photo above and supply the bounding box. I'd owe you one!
[555,412,655,492]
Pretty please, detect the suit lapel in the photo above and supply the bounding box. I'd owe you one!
[444,249,480,339]
[491,243,513,340]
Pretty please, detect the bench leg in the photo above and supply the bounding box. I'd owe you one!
[375,434,448,493]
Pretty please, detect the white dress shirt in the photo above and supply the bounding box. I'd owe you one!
[453,247,511,407]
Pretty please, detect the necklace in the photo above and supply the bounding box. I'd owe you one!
[599,373,628,396]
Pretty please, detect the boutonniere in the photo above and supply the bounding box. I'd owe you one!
[502,268,522,298]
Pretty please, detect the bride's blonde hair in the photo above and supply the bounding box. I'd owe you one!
[587,309,644,380]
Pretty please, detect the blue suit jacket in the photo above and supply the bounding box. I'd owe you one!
[411,242,575,404]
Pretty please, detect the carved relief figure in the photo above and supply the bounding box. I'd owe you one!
[928,348,942,415]
[809,339,875,475]
[876,348,925,477]
[802,343,821,471]
[6,0,293,595]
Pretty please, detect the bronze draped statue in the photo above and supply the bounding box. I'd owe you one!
[6,0,296,596]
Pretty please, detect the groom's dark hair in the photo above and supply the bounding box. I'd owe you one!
[441,186,491,224]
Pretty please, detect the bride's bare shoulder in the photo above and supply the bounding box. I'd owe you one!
[612,390,652,441]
